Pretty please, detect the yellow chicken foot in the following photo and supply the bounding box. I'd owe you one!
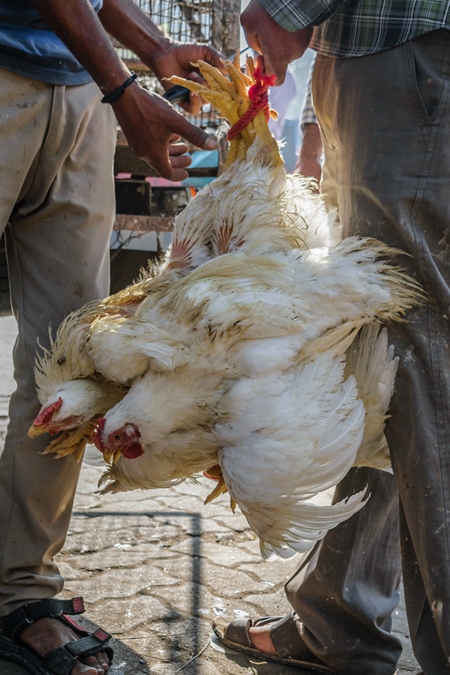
[204,476,228,504]
[194,60,238,97]
[203,471,237,513]
[169,68,254,151]
[41,418,98,461]
[168,58,282,166]
[245,54,255,77]
[222,59,252,105]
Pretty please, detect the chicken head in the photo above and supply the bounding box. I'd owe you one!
[92,417,144,463]
[28,378,126,460]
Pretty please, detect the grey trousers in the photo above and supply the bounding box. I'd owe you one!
[0,68,116,616]
[271,29,450,675]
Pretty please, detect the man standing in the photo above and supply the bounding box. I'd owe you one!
[0,1,222,673]
[215,2,450,674]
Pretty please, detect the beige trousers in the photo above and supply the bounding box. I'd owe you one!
[0,67,116,616]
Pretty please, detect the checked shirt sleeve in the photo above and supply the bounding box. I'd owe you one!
[259,0,348,31]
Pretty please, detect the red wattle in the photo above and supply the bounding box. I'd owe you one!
[122,443,144,459]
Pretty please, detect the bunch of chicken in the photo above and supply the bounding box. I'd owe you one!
[28,194,217,460]
[28,57,338,459]
[30,56,420,558]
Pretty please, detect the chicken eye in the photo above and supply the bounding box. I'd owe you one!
[113,434,122,441]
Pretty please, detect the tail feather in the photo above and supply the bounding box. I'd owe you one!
[334,237,424,321]
[348,324,398,469]
[258,488,368,560]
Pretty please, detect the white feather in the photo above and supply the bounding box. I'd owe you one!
[32,133,420,561]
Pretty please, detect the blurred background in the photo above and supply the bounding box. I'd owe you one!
[0,0,315,314]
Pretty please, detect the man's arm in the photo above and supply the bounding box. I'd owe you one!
[294,56,322,183]
[30,0,222,180]
[98,0,223,111]
[241,0,345,83]
[295,123,322,183]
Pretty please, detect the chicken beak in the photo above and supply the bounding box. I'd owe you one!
[102,449,123,465]
[28,424,47,438]
[29,398,63,438]
[102,451,114,465]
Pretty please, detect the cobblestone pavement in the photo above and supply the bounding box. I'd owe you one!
[0,316,420,675]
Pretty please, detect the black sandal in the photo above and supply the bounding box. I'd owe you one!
[0,597,113,675]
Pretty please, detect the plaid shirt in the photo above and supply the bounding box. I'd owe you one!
[259,0,450,57]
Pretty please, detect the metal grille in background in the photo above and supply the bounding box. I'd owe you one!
[142,0,211,43]
[114,0,240,130]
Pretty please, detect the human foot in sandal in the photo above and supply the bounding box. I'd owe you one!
[213,615,333,673]
[0,597,113,675]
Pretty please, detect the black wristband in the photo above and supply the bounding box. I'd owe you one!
[101,72,138,104]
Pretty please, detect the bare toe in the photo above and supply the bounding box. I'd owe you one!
[248,624,277,655]
[21,617,110,675]
[80,651,110,673]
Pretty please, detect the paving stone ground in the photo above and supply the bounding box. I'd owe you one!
[0,315,421,675]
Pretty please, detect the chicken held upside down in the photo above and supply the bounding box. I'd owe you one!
[30,56,421,558]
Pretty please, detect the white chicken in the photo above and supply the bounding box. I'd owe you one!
[31,56,421,557]
[28,212,215,458]
[83,231,416,390]
[91,320,397,558]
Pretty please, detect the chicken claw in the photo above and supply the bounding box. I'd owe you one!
[223,59,252,100]
[193,60,237,97]
[204,476,228,504]
[41,419,98,462]
[168,57,282,169]
[203,469,237,513]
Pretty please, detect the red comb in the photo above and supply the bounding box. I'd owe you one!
[33,397,63,428]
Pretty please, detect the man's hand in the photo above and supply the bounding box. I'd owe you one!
[147,42,224,115]
[112,84,216,181]
[30,0,221,179]
[99,0,225,168]
[241,0,312,83]
[100,0,224,115]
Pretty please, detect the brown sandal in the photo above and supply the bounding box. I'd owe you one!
[213,615,333,672]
